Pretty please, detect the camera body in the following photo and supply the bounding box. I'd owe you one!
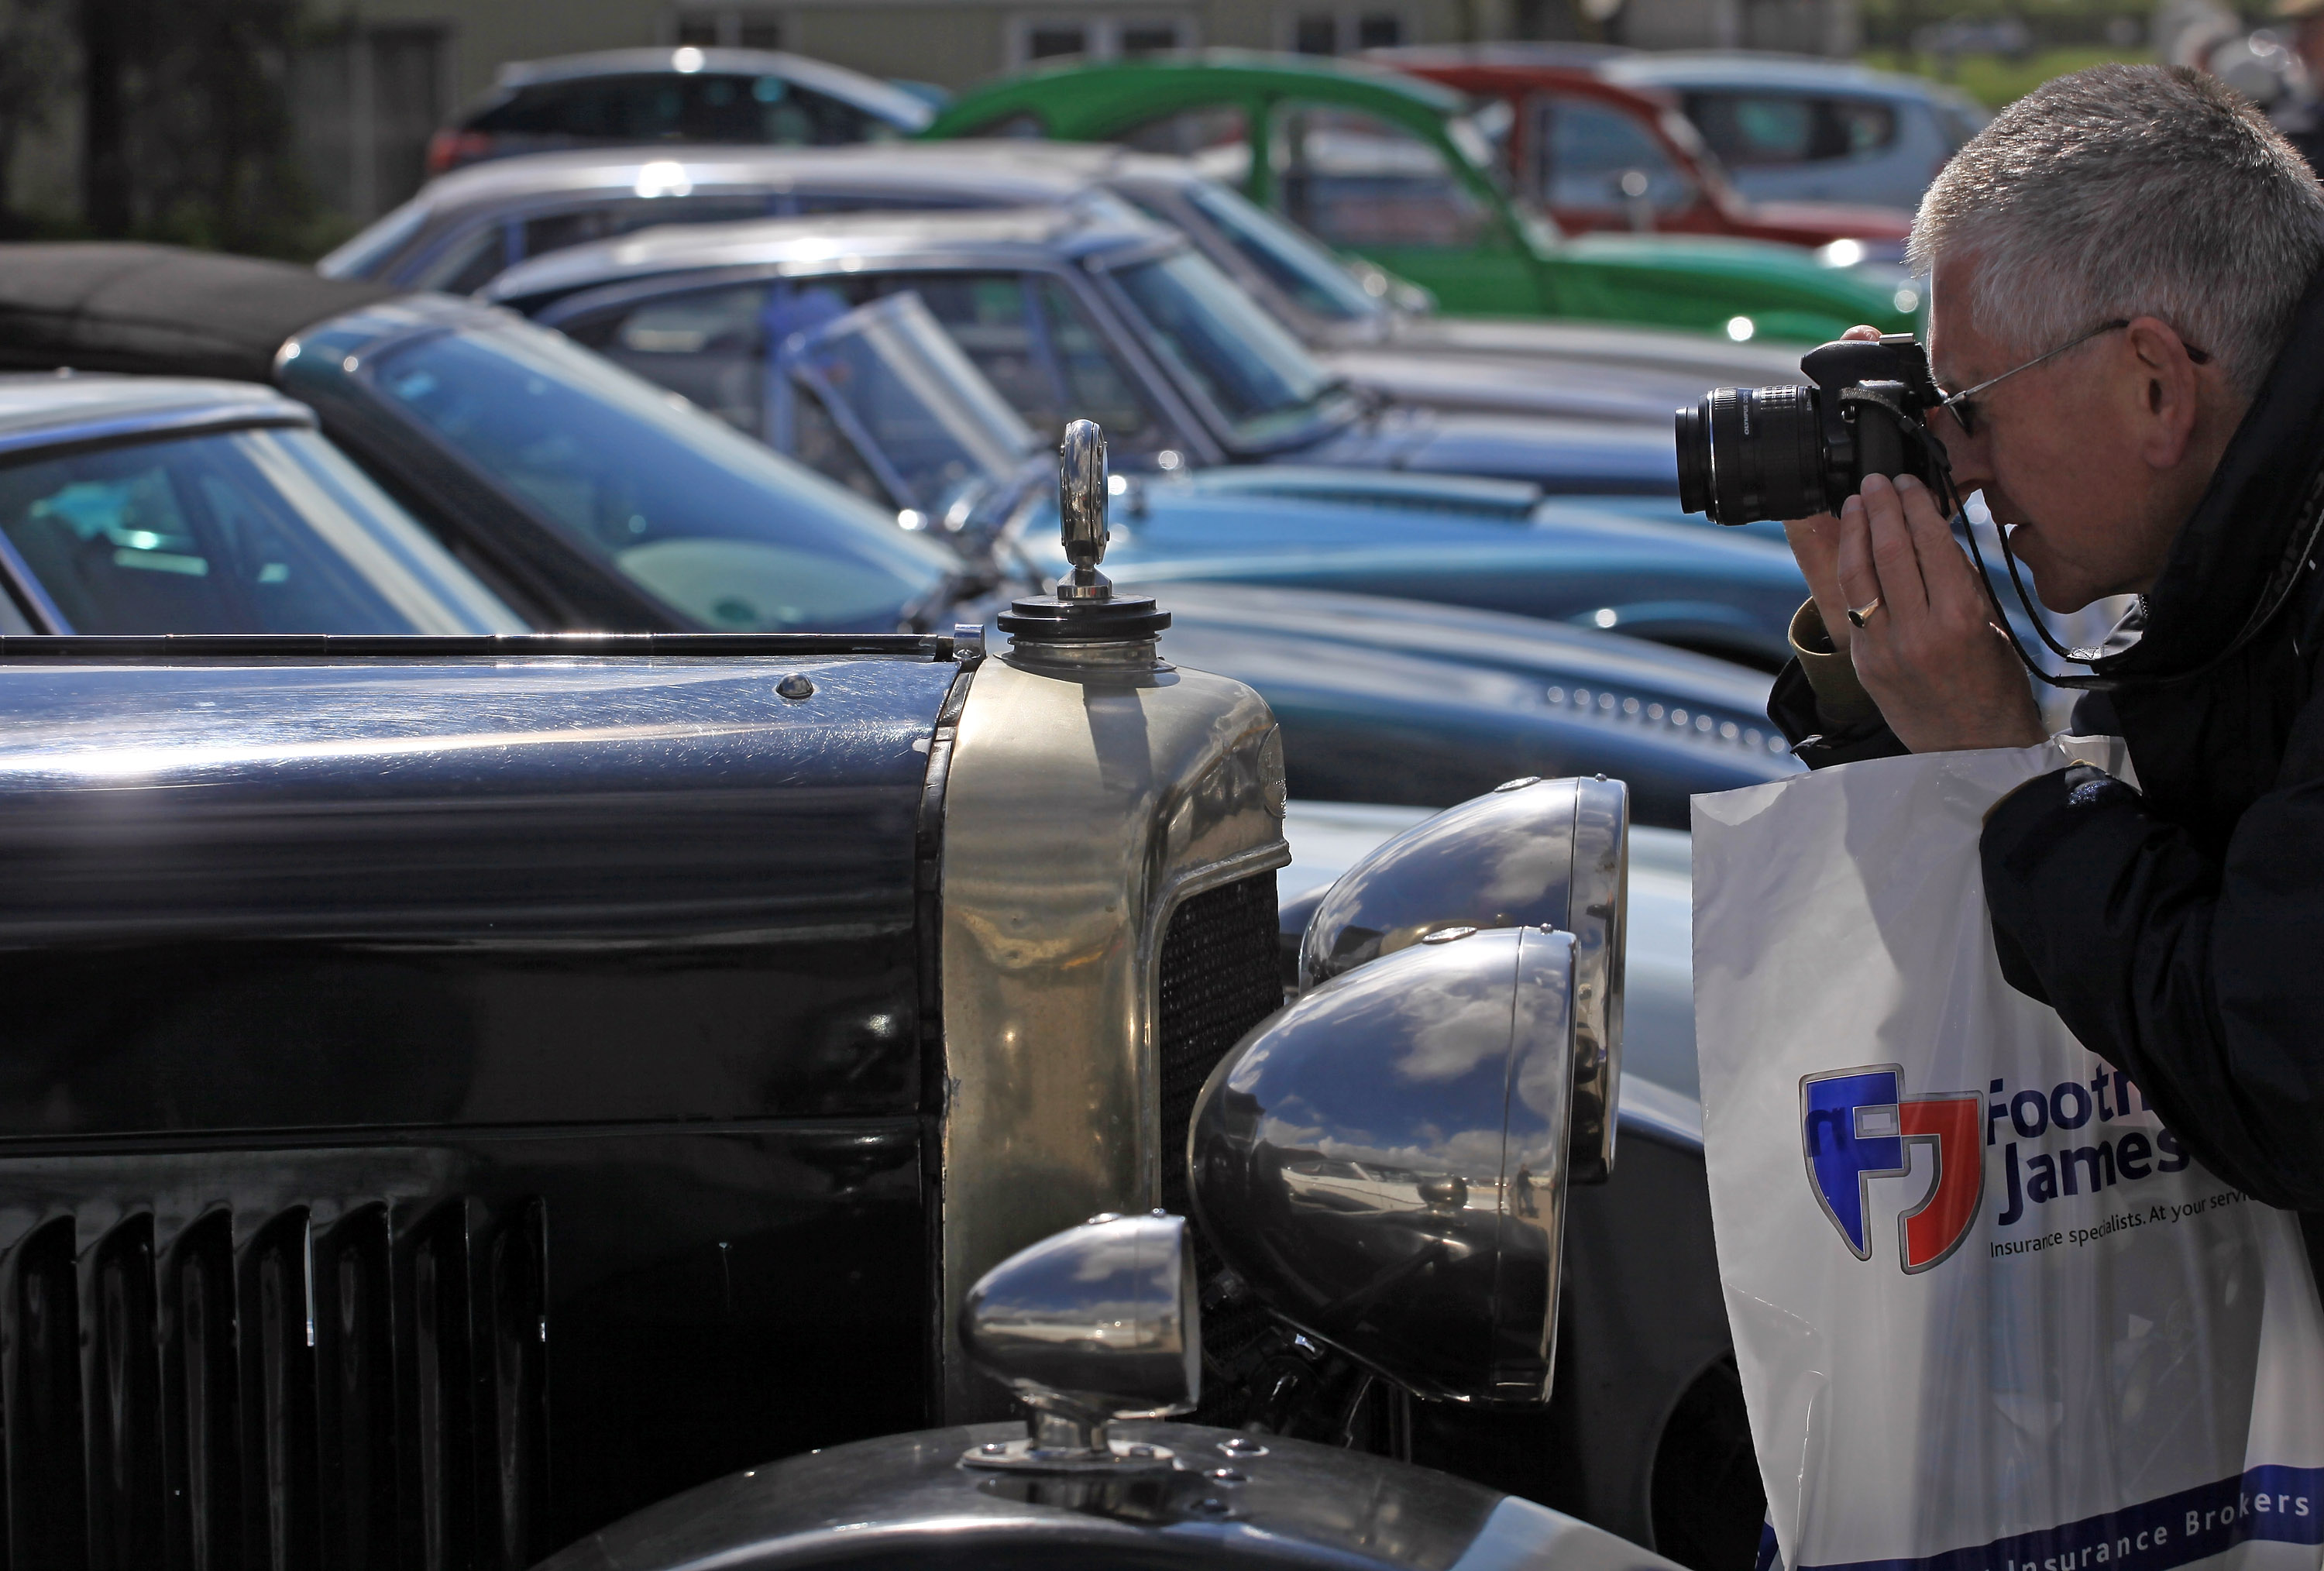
[1676,334,1949,525]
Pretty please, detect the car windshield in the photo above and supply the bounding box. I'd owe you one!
[366,320,958,633]
[1103,250,1349,446]
[782,292,1037,518]
[1171,180,1386,324]
[0,425,521,634]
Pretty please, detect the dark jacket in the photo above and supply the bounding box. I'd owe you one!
[1769,265,2324,1221]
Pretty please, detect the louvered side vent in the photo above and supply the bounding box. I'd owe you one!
[0,1198,546,1571]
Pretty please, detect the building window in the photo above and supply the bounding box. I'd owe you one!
[1027,22,1089,58]
[293,22,451,222]
[670,8,785,49]
[1007,14,1195,65]
[1284,9,1405,52]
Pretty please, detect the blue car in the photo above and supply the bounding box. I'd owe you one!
[609,283,1809,669]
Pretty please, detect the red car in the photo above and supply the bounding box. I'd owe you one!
[1370,45,1914,256]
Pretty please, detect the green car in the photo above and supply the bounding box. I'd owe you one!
[924,50,1918,343]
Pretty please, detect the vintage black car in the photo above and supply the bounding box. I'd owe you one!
[0,493,1757,1569]
[0,243,1799,827]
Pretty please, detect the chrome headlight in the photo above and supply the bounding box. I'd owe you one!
[1189,926,1574,1406]
[1297,775,1625,1183]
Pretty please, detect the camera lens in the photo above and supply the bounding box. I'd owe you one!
[1674,385,1827,525]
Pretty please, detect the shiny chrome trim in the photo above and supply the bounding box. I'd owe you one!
[1189,926,1575,1406]
[0,400,313,465]
[937,650,1287,1423]
[957,1212,1198,1458]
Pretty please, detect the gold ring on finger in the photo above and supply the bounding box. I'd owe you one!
[1845,596,1883,629]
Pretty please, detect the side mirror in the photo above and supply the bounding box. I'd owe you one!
[1298,775,1625,1184]
[957,1211,1200,1471]
[1190,926,1576,1407]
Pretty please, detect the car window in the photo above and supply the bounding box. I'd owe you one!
[1267,101,1493,249]
[1169,180,1384,322]
[1119,104,1253,185]
[1030,277,1160,448]
[411,224,511,294]
[469,73,889,146]
[568,270,1169,459]
[0,428,519,634]
[1683,91,1899,167]
[367,320,954,632]
[1104,250,1344,444]
[1934,100,1988,153]
[868,273,1164,454]
[580,284,772,433]
[1830,98,1897,156]
[780,293,1035,515]
[1535,95,1693,213]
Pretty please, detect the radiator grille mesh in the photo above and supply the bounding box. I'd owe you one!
[0,1198,545,1570]
[1155,872,1287,1425]
[1156,873,1283,1221]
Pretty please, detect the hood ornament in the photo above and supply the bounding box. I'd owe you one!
[996,419,1170,655]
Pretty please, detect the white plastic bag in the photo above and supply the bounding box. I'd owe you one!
[1692,738,2324,1571]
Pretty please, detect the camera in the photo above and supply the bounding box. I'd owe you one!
[1676,334,1951,525]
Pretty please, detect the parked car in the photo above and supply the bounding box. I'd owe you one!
[318,141,1812,424]
[1598,52,1988,211]
[0,372,521,634]
[420,46,932,179]
[921,50,1920,342]
[1368,46,1915,258]
[680,285,1810,667]
[482,201,1693,493]
[0,606,1756,1566]
[0,244,1798,825]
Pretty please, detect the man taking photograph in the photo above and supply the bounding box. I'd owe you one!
[1770,64,2324,1229]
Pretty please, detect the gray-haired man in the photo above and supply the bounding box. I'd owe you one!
[1769,64,2324,1232]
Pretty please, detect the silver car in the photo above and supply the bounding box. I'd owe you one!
[1602,52,1988,211]
[321,141,1806,425]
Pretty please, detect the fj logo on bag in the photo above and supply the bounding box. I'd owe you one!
[1801,1065,1984,1272]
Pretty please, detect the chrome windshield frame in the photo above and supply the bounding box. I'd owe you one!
[1084,244,1360,457]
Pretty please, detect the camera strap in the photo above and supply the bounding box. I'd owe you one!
[1958,459,2324,692]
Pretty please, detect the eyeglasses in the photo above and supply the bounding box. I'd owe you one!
[1937,318,2212,438]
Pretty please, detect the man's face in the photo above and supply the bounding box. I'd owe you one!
[1925,262,2193,612]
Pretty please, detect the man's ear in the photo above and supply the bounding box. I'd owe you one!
[2123,315,2202,470]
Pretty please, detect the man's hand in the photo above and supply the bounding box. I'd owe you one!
[1836,473,2045,752]
[1780,325,1885,661]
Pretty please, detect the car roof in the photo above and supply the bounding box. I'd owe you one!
[397,139,1190,219]
[483,46,934,131]
[0,372,314,462]
[1366,42,1634,70]
[944,47,1471,115]
[1600,51,1958,99]
[482,201,1171,307]
[0,243,404,382]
